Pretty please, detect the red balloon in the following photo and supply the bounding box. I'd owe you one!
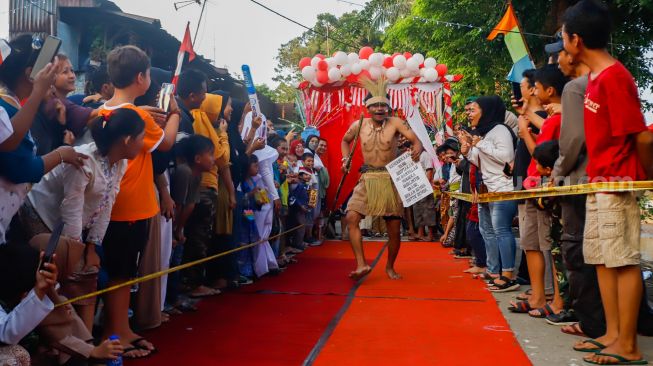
[298,57,311,70]
[403,52,412,59]
[358,69,372,80]
[359,46,374,60]
[317,60,328,71]
[435,64,448,76]
[317,69,329,84]
[383,56,394,68]
[419,63,424,68]
[316,54,325,60]
[346,73,358,83]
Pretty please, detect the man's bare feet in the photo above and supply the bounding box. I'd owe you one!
[349,265,372,280]
[386,267,402,280]
[90,339,123,360]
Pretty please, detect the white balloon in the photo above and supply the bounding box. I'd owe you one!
[340,64,352,76]
[369,66,382,80]
[326,57,337,68]
[311,56,321,68]
[334,51,348,66]
[419,68,426,77]
[424,57,437,69]
[393,55,407,69]
[424,68,438,82]
[369,53,384,67]
[386,67,400,81]
[413,53,425,65]
[406,57,420,71]
[301,66,316,81]
[359,59,370,70]
[347,52,359,64]
[351,63,362,75]
[328,67,341,82]
[400,68,412,78]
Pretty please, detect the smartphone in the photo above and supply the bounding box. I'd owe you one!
[157,83,175,112]
[40,221,64,271]
[30,36,62,80]
[511,82,523,107]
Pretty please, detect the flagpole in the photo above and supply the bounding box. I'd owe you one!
[508,0,535,63]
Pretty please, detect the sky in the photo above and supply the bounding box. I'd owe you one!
[0,0,651,121]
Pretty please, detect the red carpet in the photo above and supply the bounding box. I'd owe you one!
[130,241,530,365]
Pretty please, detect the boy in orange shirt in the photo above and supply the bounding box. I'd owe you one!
[98,45,180,359]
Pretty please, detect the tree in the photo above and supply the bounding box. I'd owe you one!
[383,0,653,110]
[273,11,384,86]
[367,0,414,30]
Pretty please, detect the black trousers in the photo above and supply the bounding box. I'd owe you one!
[454,200,471,252]
[560,195,606,338]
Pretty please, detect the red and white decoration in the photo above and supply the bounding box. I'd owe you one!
[298,47,462,87]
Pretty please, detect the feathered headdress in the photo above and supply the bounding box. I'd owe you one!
[358,76,389,108]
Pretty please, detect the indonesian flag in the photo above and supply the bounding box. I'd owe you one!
[171,22,196,87]
[0,40,11,66]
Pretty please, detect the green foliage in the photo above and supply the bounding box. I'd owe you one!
[383,0,653,110]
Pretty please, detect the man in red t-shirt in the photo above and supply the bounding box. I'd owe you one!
[562,0,653,363]
[510,65,567,319]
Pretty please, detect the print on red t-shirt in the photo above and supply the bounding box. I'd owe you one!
[523,113,562,189]
[584,62,646,181]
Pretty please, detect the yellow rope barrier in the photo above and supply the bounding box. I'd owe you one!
[55,224,305,308]
[446,181,653,203]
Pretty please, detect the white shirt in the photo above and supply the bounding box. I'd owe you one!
[419,151,434,171]
[465,125,515,193]
[0,106,13,144]
[0,178,29,245]
[0,289,54,345]
[27,143,127,245]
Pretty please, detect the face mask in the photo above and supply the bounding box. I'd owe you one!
[308,141,318,151]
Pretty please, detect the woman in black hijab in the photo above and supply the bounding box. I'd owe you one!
[462,95,519,293]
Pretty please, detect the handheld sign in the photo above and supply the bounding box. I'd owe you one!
[241,64,265,139]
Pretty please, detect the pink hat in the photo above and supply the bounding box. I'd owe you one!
[298,167,313,177]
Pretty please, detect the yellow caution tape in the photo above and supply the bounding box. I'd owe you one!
[446,181,653,203]
[55,224,305,308]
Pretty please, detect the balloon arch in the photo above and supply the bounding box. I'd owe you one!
[294,48,463,210]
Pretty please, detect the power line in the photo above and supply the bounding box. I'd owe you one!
[248,0,362,50]
[335,0,365,7]
[1,0,50,15]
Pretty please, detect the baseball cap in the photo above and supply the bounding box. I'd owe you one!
[545,31,564,54]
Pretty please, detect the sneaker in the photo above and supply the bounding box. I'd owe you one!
[545,310,579,326]
[309,240,323,247]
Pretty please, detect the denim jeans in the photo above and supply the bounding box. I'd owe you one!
[479,200,518,273]
[466,221,486,267]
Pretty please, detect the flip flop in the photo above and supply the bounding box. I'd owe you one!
[584,353,648,365]
[122,347,151,359]
[130,337,158,354]
[573,339,607,353]
[508,300,533,313]
[528,304,557,318]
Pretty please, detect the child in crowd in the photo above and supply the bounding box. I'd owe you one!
[98,45,180,359]
[288,167,313,251]
[237,155,265,280]
[19,108,146,331]
[511,65,567,318]
[562,1,653,363]
[300,152,320,246]
[167,135,215,314]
